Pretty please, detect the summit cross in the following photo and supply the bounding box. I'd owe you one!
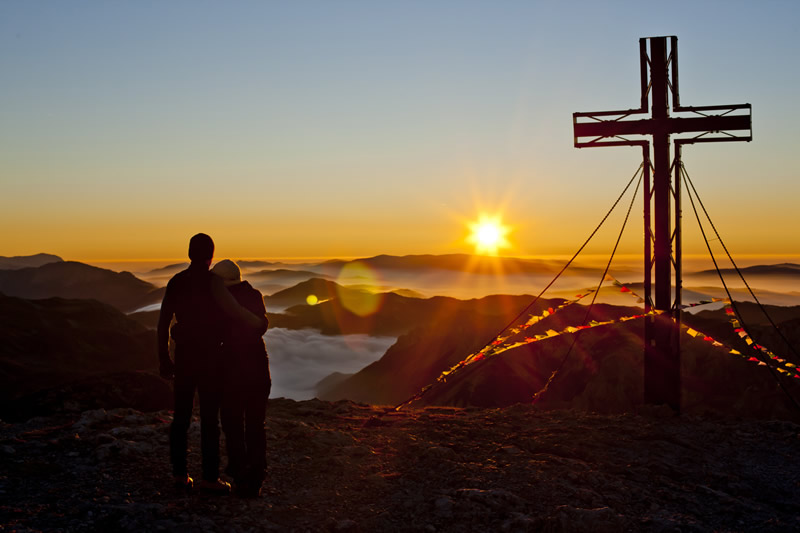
[572,36,752,411]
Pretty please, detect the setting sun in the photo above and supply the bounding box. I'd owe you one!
[467,214,510,256]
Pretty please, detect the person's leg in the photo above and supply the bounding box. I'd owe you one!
[197,369,223,482]
[170,368,196,481]
[242,359,271,495]
[220,357,246,483]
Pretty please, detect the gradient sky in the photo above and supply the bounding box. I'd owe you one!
[2,1,798,263]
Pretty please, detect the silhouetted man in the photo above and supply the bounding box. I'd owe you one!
[157,233,267,493]
[211,259,271,498]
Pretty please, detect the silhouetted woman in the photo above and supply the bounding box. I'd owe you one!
[211,259,271,498]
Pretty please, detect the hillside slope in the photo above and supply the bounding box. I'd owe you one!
[321,302,800,420]
[0,293,158,419]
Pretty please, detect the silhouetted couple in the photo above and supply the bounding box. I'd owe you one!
[157,233,271,498]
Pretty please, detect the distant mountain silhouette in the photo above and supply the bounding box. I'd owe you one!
[320,253,603,276]
[0,253,62,270]
[236,260,296,270]
[693,301,800,326]
[690,263,800,278]
[269,277,547,336]
[249,269,332,296]
[145,262,189,274]
[0,261,162,312]
[319,301,800,419]
[0,293,157,419]
[251,269,328,281]
[145,260,310,278]
[622,282,800,307]
[265,277,351,308]
[128,276,427,330]
[387,288,426,298]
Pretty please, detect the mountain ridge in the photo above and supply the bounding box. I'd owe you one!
[0,253,63,270]
[691,263,800,277]
[0,261,163,312]
[319,253,605,276]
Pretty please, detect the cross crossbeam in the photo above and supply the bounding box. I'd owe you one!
[572,36,752,412]
[575,110,751,141]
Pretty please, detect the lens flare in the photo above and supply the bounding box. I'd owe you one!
[336,261,383,317]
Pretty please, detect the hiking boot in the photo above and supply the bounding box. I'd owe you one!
[197,478,231,494]
[174,474,193,491]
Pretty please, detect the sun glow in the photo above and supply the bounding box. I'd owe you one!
[467,214,511,256]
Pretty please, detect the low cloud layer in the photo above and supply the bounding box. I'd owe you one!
[265,328,396,400]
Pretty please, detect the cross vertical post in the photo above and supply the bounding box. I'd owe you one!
[572,36,752,412]
[648,37,680,410]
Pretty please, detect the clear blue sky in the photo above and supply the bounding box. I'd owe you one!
[1,0,798,261]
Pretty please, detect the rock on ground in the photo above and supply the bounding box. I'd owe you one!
[1,399,799,532]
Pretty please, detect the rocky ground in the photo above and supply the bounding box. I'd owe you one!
[1,399,799,532]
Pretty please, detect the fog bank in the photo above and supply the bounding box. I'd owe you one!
[265,328,396,400]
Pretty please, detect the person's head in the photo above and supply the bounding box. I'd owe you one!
[188,233,214,265]
[211,259,241,286]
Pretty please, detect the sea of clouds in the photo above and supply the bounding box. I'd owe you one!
[264,328,397,400]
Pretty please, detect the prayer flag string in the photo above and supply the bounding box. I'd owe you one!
[613,281,799,378]
[395,277,800,411]
[396,276,656,410]
[718,301,800,378]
